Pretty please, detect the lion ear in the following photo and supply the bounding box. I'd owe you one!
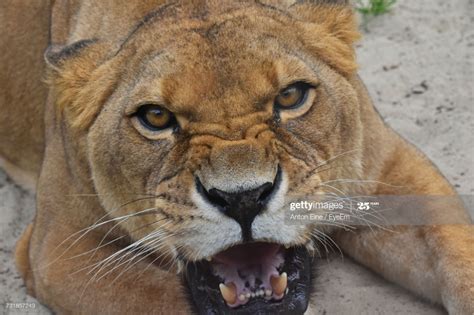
[258,0,349,7]
[264,0,360,76]
[45,39,115,130]
[307,0,349,4]
[44,39,100,72]
[294,1,360,75]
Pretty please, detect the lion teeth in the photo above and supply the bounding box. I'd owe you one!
[270,272,287,296]
[219,274,288,304]
[176,260,183,274]
[219,283,237,305]
[305,241,316,257]
[205,257,212,262]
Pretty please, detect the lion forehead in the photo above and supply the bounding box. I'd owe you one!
[119,25,320,120]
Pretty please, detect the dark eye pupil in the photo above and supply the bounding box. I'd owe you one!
[275,83,311,109]
[149,109,163,118]
[282,89,293,97]
[137,104,175,131]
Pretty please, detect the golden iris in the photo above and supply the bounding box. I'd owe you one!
[137,104,175,130]
[275,83,310,109]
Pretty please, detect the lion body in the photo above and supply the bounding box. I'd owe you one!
[1,1,472,314]
[0,0,50,190]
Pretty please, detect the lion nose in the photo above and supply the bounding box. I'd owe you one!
[196,167,281,241]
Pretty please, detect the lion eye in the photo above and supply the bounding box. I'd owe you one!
[136,104,176,131]
[275,82,311,109]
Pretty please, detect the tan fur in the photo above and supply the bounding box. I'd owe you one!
[1,1,473,314]
[0,0,51,183]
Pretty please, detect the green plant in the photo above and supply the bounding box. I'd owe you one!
[355,0,397,17]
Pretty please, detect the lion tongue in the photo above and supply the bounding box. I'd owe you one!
[211,243,285,307]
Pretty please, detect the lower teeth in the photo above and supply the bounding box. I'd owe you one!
[218,271,288,307]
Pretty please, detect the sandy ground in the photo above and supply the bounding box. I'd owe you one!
[1,0,472,314]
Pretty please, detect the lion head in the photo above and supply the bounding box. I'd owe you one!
[45,1,362,313]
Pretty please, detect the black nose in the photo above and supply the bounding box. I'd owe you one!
[196,167,281,241]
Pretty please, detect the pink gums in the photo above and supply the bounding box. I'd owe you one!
[211,243,285,307]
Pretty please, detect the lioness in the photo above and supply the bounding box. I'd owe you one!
[0,0,473,314]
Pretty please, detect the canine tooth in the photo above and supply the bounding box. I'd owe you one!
[219,283,237,305]
[270,272,287,296]
[245,292,251,298]
[176,260,183,274]
[239,294,245,301]
[205,257,212,262]
[305,242,316,257]
[265,289,272,297]
[284,244,290,249]
[260,290,265,296]
[251,293,256,298]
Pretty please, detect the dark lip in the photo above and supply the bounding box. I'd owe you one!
[183,245,313,315]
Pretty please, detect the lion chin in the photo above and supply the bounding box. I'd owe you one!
[1,1,473,315]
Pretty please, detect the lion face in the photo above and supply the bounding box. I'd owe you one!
[48,2,361,313]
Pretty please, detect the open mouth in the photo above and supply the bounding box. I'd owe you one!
[184,242,313,314]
